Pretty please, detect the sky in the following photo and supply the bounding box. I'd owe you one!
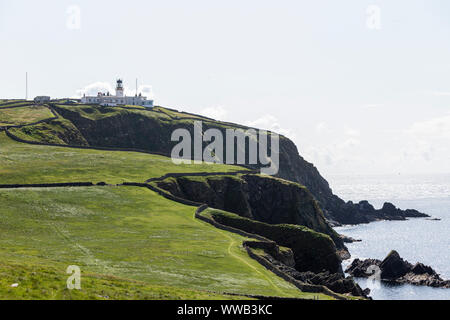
[1,0,449,176]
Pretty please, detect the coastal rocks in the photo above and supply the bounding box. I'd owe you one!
[292,270,369,297]
[328,201,429,225]
[380,203,429,220]
[346,258,382,278]
[258,248,369,298]
[339,234,362,243]
[346,250,450,288]
[379,250,412,279]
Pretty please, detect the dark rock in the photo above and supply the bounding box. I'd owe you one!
[411,263,436,275]
[291,270,368,298]
[380,203,398,216]
[358,200,375,214]
[379,250,412,280]
[346,251,450,289]
[403,209,427,218]
[346,258,381,278]
[337,249,351,261]
[340,234,362,243]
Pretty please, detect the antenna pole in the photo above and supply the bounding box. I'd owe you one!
[26,72,28,100]
[136,78,138,96]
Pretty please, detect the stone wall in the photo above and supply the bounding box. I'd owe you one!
[0,182,95,189]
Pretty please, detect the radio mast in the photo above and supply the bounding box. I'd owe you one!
[25,72,28,100]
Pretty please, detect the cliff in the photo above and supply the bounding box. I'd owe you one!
[154,173,343,248]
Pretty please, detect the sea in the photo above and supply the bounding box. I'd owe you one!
[329,173,450,300]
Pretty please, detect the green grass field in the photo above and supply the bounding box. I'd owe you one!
[153,106,210,120]
[0,101,32,108]
[0,261,250,300]
[0,186,330,300]
[0,105,54,126]
[0,132,246,184]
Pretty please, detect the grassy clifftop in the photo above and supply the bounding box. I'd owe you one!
[0,105,54,126]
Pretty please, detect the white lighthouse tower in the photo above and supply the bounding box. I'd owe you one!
[115,79,124,97]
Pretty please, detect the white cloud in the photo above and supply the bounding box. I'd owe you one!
[200,106,228,120]
[339,137,361,148]
[362,103,384,109]
[315,122,327,134]
[75,81,154,99]
[406,113,450,139]
[401,114,450,164]
[345,128,360,137]
[246,114,296,140]
[426,91,450,96]
[75,82,114,98]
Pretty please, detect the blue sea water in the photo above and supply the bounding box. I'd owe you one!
[329,174,450,300]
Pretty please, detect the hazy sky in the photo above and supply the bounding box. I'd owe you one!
[1,0,449,176]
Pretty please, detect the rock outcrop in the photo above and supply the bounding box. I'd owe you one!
[346,250,450,288]
[245,241,369,298]
[330,201,429,225]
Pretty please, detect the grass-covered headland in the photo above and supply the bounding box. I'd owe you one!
[0,100,353,300]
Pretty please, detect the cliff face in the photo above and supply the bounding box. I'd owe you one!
[51,105,428,225]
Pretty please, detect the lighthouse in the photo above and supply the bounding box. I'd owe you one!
[81,78,153,108]
[115,79,124,97]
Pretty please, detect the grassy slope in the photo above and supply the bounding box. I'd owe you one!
[0,100,30,108]
[0,105,54,126]
[8,117,89,145]
[0,262,247,300]
[0,132,246,184]
[0,186,330,300]
[54,104,258,131]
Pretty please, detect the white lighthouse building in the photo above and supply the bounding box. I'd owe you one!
[81,79,154,108]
